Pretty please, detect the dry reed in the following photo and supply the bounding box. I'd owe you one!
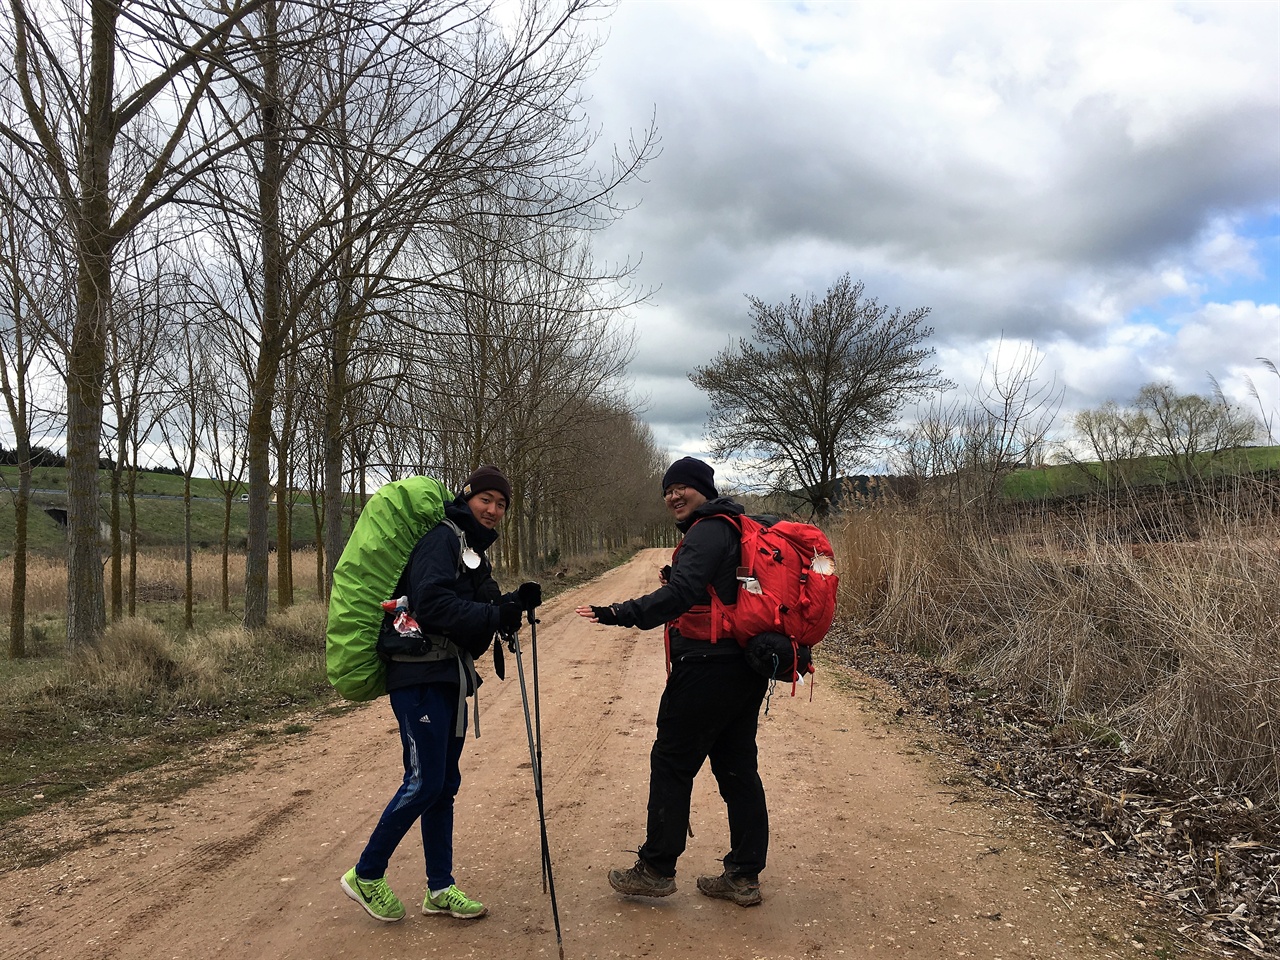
[0,548,323,615]
[832,489,1280,805]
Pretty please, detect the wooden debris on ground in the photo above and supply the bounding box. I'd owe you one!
[824,625,1280,958]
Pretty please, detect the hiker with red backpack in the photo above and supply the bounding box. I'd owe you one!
[575,457,770,907]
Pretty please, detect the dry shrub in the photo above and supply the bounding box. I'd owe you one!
[178,625,259,696]
[265,602,327,651]
[0,554,65,613]
[68,617,185,701]
[846,493,1280,804]
[53,610,328,708]
[831,508,909,621]
[1122,539,1280,801]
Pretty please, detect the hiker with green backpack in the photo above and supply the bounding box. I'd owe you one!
[339,465,541,923]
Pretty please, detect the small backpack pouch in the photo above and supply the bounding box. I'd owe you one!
[744,631,813,682]
[377,629,456,662]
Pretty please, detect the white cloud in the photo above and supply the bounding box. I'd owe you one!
[585,0,1280,459]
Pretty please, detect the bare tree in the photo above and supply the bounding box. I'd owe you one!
[103,235,178,619]
[960,342,1062,507]
[1135,381,1260,483]
[693,274,947,519]
[186,0,651,622]
[1069,401,1150,491]
[154,305,211,630]
[896,341,1061,517]
[422,209,639,573]
[1,0,280,646]
[192,311,251,614]
[0,119,69,657]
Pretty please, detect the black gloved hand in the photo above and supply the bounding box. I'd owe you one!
[517,581,542,611]
[591,604,620,626]
[498,602,523,631]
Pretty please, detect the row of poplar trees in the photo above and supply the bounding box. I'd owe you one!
[0,0,664,650]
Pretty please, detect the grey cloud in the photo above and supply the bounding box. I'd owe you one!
[584,2,1279,451]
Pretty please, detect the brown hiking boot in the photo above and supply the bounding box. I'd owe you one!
[696,871,762,907]
[608,859,676,898]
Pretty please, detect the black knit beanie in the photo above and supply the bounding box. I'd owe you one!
[661,457,718,500]
[461,465,512,504]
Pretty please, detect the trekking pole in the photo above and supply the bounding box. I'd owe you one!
[531,609,547,892]
[506,622,566,960]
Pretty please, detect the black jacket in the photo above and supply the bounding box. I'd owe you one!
[613,496,746,661]
[381,498,504,693]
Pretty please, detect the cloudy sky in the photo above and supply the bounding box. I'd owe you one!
[579,0,1280,469]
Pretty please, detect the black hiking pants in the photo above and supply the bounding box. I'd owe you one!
[638,654,769,879]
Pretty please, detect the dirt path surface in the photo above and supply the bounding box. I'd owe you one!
[1,551,1195,960]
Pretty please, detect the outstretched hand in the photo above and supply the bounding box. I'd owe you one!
[575,604,620,625]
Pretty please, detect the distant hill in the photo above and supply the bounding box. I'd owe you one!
[0,466,317,555]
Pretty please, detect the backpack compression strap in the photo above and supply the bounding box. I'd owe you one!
[666,514,743,664]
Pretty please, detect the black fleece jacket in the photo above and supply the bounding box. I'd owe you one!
[381,498,505,693]
[612,496,746,661]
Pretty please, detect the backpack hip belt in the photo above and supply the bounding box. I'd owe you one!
[388,635,479,738]
[672,602,732,644]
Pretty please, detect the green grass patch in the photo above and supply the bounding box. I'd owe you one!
[0,465,321,554]
[1002,444,1280,500]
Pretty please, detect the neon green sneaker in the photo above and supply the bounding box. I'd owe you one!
[341,867,406,922]
[423,884,487,919]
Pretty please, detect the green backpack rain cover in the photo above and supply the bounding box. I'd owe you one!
[326,475,450,701]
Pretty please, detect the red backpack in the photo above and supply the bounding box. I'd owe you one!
[671,515,839,686]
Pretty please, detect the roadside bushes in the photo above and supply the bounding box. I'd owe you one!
[41,607,328,718]
[0,608,333,828]
[832,489,1280,805]
[71,618,186,699]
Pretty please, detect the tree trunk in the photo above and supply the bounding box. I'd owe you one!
[64,0,119,648]
[244,0,283,630]
[321,296,352,593]
[311,489,326,599]
[184,470,194,628]
[127,462,138,617]
[274,361,294,609]
[245,393,275,629]
[8,448,30,658]
[221,497,232,613]
[108,451,123,620]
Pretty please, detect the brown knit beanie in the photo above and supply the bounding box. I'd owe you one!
[461,465,512,504]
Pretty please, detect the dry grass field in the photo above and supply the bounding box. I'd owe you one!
[830,489,1280,807]
[0,548,325,617]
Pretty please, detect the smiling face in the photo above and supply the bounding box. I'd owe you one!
[663,482,707,523]
[468,489,508,529]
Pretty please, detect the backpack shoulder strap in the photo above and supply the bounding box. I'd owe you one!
[439,518,467,573]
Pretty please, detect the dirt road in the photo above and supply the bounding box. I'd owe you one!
[1,550,1184,960]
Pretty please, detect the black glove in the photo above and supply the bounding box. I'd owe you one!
[498,602,523,631]
[591,604,620,626]
[517,581,542,611]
